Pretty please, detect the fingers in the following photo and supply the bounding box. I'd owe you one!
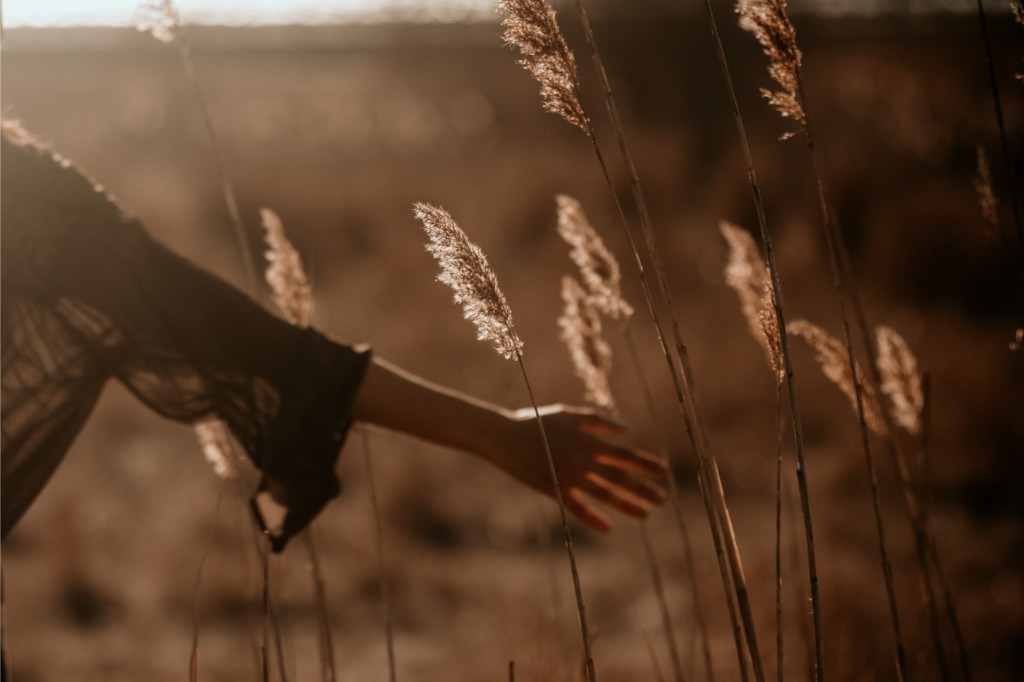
[595,446,667,477]
[581,476,652,519]
[587,467,665,505]
[565,488,614,533]
[573,411,625,436]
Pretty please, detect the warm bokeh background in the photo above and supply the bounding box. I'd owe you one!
[3,5,1022,681]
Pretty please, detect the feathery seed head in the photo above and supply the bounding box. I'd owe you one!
[875,325,924,436]
[497,0,591,136]
[736,0,807,137]
[789,319,887,436]
[557,195,633,321]
[415,203,524,360]
[195,419,236,479]
[559,275,615,412]
[134,0,181,43]
[720,222,783,383]
[261,208,314,328]
[973,145,1000,234]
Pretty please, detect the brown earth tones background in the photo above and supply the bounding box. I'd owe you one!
[2,7,1022,681]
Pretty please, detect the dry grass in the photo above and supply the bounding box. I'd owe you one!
[2,12,1022,682]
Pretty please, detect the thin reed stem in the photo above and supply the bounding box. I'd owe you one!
[620,323,715,682]
[190,478,228,682]
[262,531,271,682]
[642,628,669,682]
[974,0,1024,277]
[516,356,596,682]
[362,429,397,682]
[172,37,258,289]
[301,530,337,682]
[774,384,784,682]
[641,523,686,682]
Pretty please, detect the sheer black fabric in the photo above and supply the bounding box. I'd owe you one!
[1,122,370,550]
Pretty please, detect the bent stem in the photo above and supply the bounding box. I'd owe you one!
[516,355,596,682]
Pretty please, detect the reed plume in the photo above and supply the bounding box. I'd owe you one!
[973,145,1000,234]
[134,0,180,43]
[414,203,524,360]
[720,222,783,383]
[497,0,591,135]
[261,208,314,329]
[735,0,807,137]
[789,320,886,436]
[415,202,596,681]
[194,419,236,479]
[875,326,924,437]
[557,195,634,321]
[559,276,615,413]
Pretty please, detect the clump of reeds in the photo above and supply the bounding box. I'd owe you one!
[556,194,708,682]
[414,202,596,682]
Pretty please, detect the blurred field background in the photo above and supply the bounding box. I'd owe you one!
[2,3,1023,680]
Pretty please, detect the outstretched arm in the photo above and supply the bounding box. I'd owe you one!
[351,357,666,532]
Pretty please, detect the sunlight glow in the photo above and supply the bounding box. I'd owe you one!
[2,0,494,26]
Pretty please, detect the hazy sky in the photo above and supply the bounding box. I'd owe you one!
[2,0,493,26]
[1,0,983,26]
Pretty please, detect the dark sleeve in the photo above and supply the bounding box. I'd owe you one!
[1,127,370,550]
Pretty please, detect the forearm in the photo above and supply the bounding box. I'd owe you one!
[351,356,517,461]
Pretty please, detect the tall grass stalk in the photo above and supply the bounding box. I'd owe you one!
[260,207,341,682]
[190,479,228,682]
[973,0,1024,277]
[415,203,597,682]
[301,532,336,682]
[619,322,715,682]
[735,1,935,677]
[498,3,766,676]
[135,0,257,289]
[362,429,397,682]
[556,199,689,682]
[774,383,784,682]
[640,518,685,682]
[698,0,831,673]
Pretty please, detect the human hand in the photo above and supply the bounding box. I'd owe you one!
[489,404,667,532]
